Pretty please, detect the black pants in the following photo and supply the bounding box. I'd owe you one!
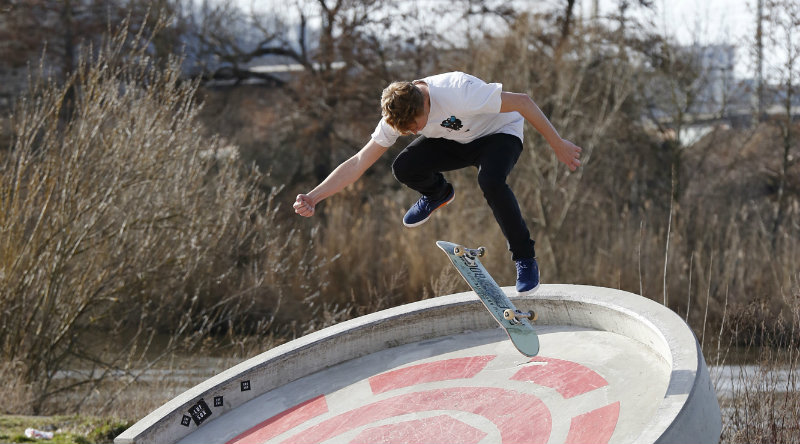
[392,133,535,261]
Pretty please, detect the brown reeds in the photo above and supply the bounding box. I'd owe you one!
[0,15,326,416]
[714,276,800,443]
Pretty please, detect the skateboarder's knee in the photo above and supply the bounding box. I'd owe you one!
[391,152,412,182]
[392,152,425,185]
[477,171,508,195]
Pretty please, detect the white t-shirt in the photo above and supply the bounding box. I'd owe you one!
[370,72,524,147]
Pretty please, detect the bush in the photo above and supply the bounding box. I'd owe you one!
[0,15,324,415]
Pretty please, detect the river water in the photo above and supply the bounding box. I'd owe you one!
[711,364,799,397]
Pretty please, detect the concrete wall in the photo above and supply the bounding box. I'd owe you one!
[115,285,721,444]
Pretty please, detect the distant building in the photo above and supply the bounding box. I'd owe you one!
[691,44,739,117]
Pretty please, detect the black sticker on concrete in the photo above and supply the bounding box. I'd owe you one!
[188,399,212,426]
[241,380,251,391]
[214,396,223,407]
[181,415,191,427]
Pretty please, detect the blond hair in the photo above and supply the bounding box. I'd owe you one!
[380,81,424,132]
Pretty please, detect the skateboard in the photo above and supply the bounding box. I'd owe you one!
[436,240,540,357]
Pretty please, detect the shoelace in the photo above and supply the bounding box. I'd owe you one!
[414,195,435,212]
[516,260,534,275]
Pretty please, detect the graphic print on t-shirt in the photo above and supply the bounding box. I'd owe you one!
[441,116,463,131]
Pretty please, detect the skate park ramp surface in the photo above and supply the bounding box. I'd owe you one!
[115,284,721,444]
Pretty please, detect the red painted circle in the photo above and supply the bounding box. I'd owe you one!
[227,355,619,444]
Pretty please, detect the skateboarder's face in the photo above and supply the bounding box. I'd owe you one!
[402,112,428,135]
[401,87,430,135]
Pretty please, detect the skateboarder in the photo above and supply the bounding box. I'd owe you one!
[293,72,582,294]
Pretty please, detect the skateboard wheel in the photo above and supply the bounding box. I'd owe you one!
[454,245,466,257]
[477,247,486,257]
[503,309,515,321]
[530,310,538,322]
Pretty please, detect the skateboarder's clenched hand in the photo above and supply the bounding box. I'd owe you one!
[294,194,315,217]
[551,138,582,172]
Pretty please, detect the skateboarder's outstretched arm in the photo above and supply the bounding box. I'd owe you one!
[500,92,582,171]
[294,139,389,217]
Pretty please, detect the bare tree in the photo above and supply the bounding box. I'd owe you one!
[763,0,800,242]
[0,0,177,79]
[466,8,655,277]
[0,15,325,414]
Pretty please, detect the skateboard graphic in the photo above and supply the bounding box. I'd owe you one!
[436,240,540,357]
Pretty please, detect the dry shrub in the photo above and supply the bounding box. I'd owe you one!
[0,360,33,414]
[717,276,800,443]
[0,16,324,414]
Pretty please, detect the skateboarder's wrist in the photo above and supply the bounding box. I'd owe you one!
[546,134,564,149]
[306,191,325,206]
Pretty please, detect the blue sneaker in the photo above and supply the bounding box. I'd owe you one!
[516,258,540,294]
[402,185,455,227]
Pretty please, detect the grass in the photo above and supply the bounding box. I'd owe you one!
[0,415,132,444]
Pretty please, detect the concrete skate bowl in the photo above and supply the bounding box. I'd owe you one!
[115,284,721,444]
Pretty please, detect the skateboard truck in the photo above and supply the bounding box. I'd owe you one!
[454,244,538,325]
[503,309,538,324]
[453,245,486,258]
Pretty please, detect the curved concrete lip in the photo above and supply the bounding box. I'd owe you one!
[115,284,721,444]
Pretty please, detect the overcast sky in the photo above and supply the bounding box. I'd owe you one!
[592,0,758,76]
[593,0,754,44]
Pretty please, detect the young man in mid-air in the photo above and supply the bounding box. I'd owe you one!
[294,72,582,294]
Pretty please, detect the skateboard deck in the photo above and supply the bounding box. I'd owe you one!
[436,240,540,357]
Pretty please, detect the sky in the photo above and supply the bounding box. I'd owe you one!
[592,0,754,47]
[590,0,756,77]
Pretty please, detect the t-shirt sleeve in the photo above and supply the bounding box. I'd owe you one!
[370,118,400,147]
[460,74,503,115]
